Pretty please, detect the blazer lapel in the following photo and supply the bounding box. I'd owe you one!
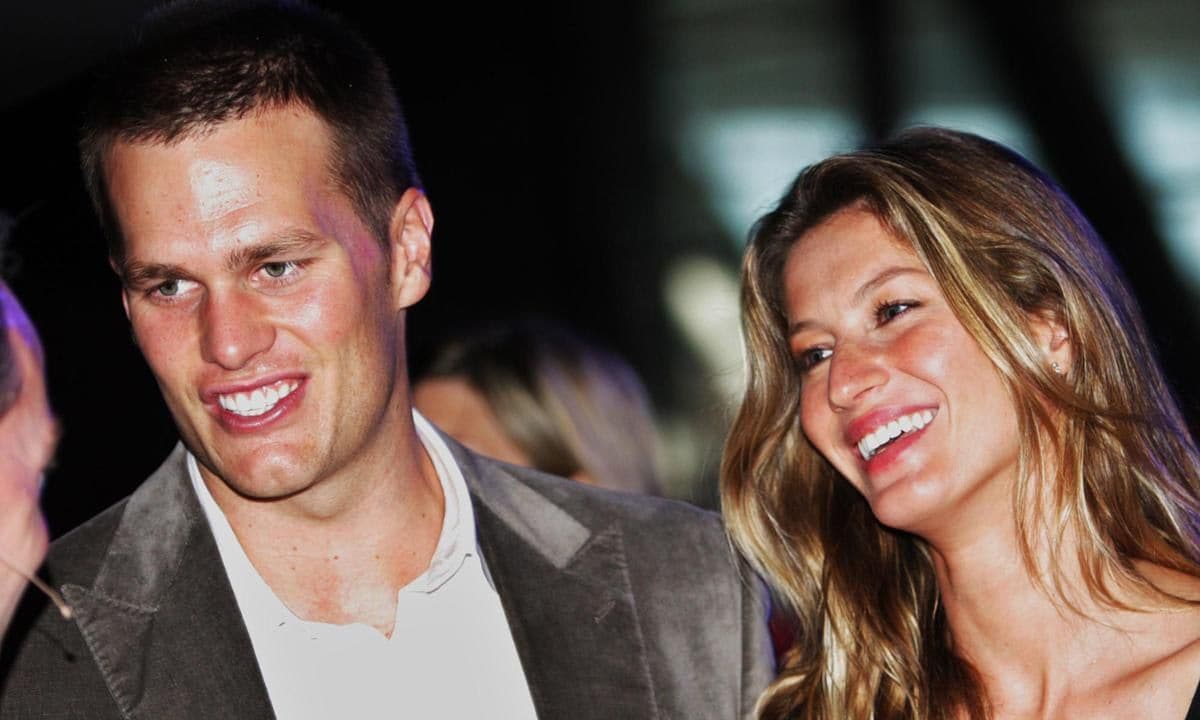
[455,443,658,719]
[62,445,275,720]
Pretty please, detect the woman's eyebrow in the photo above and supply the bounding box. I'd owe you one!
[787,265,925,337]
[850,266,925,305]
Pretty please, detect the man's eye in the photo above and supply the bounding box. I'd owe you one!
[262,261,295,278]
[797,347,832,372]
[146,278,197,301]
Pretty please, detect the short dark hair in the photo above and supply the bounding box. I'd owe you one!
[80,0,421,263]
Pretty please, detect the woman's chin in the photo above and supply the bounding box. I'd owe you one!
[865,478,945,537]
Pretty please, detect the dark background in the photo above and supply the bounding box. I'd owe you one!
[1,0,1197,536]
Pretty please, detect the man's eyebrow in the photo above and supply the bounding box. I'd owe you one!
[120,230,329,286]
[224,230,327,272]
[787,265,926,337]
[120,261,194,288]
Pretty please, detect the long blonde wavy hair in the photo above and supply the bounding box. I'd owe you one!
[721,127,1200,719]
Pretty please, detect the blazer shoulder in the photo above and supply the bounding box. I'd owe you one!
[442,423,722,532]
[497,459,721,528]
[482,458,737,575]
[43,496,129,587]
[0,500,128,718]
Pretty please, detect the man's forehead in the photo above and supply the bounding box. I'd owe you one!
[102,106,377,272]
[106,111,338,224]
[186,158,259,223]
[105,105,335,177]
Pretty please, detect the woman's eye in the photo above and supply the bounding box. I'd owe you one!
[877,301,917,324]
[797,347,833,372]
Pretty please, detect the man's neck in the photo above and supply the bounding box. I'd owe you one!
[202,418,445,637]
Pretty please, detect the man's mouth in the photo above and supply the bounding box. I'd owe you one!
[856,409,935,461]
[217,379,300,417]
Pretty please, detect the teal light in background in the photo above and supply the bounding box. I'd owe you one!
[1110,69,1200,294]
[1084,0,1200,294]
[897,106,1040,162]
[679,110,864,248]
[647,0,1198,501]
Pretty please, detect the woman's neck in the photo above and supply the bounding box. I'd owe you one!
[930,519,1198,717]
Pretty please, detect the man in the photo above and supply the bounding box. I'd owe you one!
[0,2,773,718]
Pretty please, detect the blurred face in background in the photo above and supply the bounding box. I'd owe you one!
[0,284,58,633]
[413,376,533,468]
[0,286,58,491]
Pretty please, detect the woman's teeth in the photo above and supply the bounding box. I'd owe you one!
[857,410,934,460]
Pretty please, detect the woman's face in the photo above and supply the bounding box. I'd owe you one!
[782,208,1021,542]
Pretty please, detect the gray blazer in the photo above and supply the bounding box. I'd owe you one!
[0,440,773,719]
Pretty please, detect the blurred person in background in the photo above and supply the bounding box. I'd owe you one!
[415,317,662,495]
[0,222,59,640]
[723,127,1200,719]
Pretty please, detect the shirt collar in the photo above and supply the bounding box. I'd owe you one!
[187,409,480,631]
[409,409,477,592]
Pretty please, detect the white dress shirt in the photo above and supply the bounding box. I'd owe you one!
[188,412,539,720]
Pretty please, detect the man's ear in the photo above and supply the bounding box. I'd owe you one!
[1030,309,1071,374]
[388,187,434,310]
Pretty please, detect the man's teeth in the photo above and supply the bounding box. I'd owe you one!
[857,410,935,460]
[218,380,299,417]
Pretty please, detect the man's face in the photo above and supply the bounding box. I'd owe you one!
[105,106,432,502]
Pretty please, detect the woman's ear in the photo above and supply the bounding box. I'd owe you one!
[1030,309,1071,375]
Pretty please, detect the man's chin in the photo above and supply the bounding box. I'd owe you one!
[196,450,316,503]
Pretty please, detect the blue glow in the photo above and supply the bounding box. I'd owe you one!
[677,109,864,247]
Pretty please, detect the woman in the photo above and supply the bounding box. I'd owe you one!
[722,127,1200,718]
[415,317,662,495]
[0,282,61,637]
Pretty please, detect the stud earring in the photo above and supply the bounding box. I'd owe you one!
[1051,361,1063,375]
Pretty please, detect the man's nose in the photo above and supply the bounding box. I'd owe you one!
[199,290,275,370]
[827,340,888,410]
